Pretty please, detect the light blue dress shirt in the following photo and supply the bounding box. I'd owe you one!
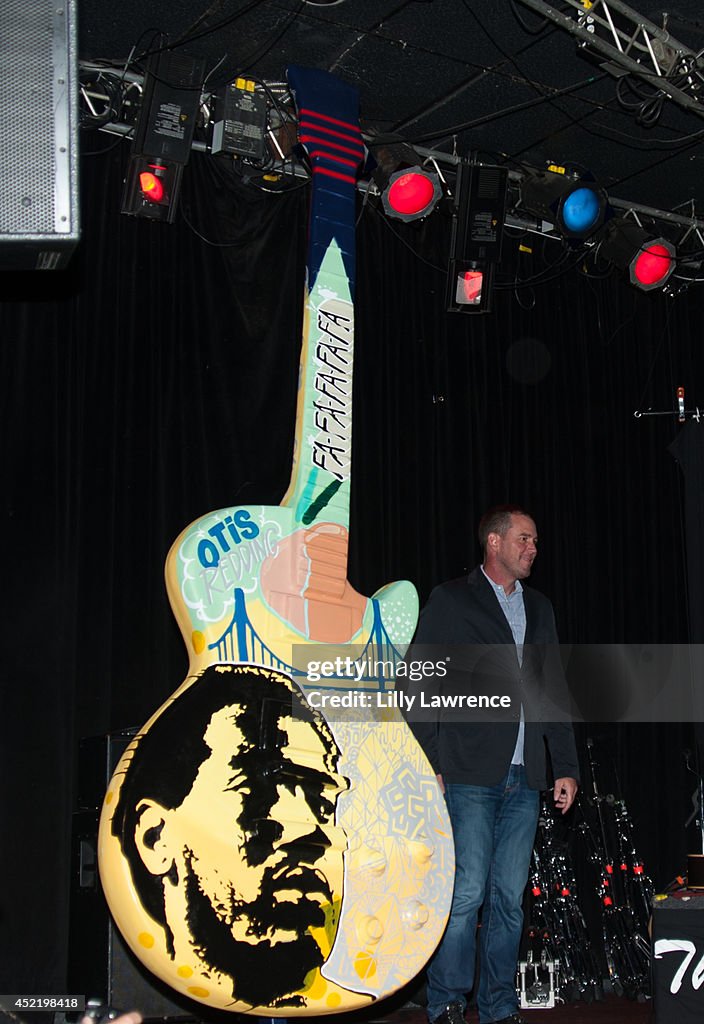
[481,566,526,765]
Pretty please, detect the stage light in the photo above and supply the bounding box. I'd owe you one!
[519,168,607,240]
[561,187,601,234]
[381,166,442,222]
[458,269,484,304]
[599,218,676,291]
[139,168,165,203]
[368,137,444,223]
[447,262,493,310]
[633,243,674,287]
[122,155,183,223]
[120,50,204,223]
[445,162,507,313]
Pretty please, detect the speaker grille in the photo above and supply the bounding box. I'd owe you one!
[1,3,55,232]
[0,0,79,265]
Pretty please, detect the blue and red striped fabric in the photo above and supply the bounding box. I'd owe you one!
[287,66,362,290]
[298,106,364,185]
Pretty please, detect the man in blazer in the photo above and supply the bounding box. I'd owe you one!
[407,506,579,1024]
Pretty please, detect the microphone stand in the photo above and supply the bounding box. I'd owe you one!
[584,738,650,1000]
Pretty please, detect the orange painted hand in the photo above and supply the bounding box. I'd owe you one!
[261,523,366,642]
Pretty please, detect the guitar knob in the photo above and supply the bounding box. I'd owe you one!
[356,914,384,945]
[404,838,434,864]
[357,843,387,876]
[402,899,430,930]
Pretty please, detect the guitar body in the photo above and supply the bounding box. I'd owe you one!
[98,68,453,1016]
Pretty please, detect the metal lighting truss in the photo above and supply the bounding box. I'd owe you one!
[77,59,704,275]
[517,0,704,116]
[78,61,296,159]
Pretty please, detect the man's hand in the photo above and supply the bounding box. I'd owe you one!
[81,1012,142,1024]
[436,773,445,794]
[553,776,578,814]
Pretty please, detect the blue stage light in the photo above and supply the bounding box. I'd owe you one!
[561,187,602,235]
[520,169,607,240]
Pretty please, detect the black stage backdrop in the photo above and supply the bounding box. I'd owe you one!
[2,143,704,998]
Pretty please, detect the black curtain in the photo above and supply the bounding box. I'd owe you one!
[1,141,701,998]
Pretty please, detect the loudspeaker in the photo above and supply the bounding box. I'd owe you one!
[653,893,704,1023]
[68,733,199,1019]
[0,0,80,269]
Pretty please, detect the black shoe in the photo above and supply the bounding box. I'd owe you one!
[431,1002,466,1024]
[489,1015,527,1024]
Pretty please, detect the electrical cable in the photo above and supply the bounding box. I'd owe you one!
[575,117,704,149]
[136,0,272,60]
[497,245,588,291]
[389,8,561,137]
[509,0,550,35]
[81,132,131,157]
[366,200,447,274]
[171,0,269,49]
[462,6,704,159]
[179,202,258,247]
[178,158,307,245]
[405,72,608,145]
[234,1,306,75]
[460,0,615,144]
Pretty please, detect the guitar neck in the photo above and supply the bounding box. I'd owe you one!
[281,67,363,536]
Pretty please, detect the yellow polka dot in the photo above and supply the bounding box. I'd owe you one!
[187,986,209,999]
[105,791,114,804]
[326,993,341,1008]
[177,966,193,978]
[192,631,206,654]
[353,951,377,980]
[138,932,155,949]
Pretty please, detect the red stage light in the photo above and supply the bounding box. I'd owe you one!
[460,270,484,305]
[139,170,165,203]
[387,172,435,216]
[447,261,494,313]
[600,218,676,292]
[123,155,183,222]
[633,243,674,288]
[381,166,442,222]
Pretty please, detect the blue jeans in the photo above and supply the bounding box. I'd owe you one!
[426,765,539,1024]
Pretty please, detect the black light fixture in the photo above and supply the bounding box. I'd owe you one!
[519,166,607,241]
[446,161,508,314]
[599,217,676,291]
[121,50,205,222]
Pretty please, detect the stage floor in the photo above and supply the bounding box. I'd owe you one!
[363,995,651,1024]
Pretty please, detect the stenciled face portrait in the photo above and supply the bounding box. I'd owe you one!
[109,664,348,1010]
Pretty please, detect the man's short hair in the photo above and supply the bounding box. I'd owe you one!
[478,504,532,556]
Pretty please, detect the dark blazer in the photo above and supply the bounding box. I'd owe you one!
[405,567,579,790]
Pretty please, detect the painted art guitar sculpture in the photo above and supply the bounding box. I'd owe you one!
[98,67,453,1016]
